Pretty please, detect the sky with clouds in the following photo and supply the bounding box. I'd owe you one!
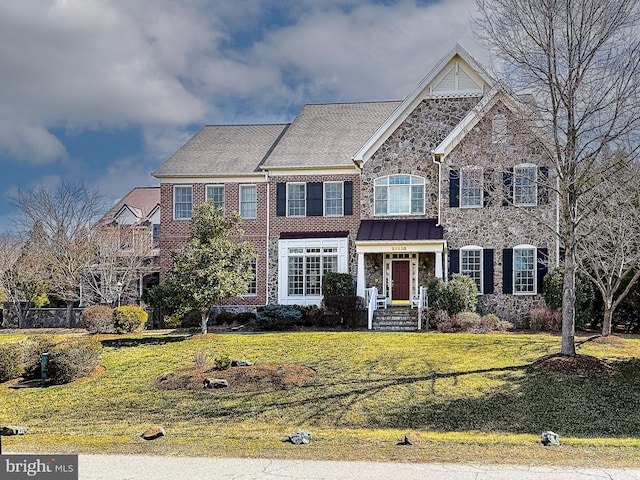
[0,0,487,231]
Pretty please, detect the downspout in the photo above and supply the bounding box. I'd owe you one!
[264,172,270,306]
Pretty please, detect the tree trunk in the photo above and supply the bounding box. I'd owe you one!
[602,301,614,337]
[66,301,74,328]
[201,310,208,335]
[561,246,577,356]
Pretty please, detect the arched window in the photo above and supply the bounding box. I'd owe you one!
[374,175,425,216]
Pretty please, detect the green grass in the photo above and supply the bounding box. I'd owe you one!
[1,331,639,467]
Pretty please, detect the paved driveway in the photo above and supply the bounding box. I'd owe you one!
[79,455,640,480]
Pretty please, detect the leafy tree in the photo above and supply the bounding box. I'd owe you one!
[165,202,257,334]
[475,0,640,355]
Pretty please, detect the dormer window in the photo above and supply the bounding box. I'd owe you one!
[374,175,425,216]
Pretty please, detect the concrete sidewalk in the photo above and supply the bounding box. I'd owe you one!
[78,455,640,480]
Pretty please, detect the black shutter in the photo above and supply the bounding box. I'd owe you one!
[306,182,323,216]
[449,169,460,207]
[538,166,549,205]
[483,168,494,207]
[276,183,286,217]
[449,249,460,274]
[503,167,513,206]
[483,249,494,294]
[537,247,549,294]
[502,248,513,294]
[344,181,353,215]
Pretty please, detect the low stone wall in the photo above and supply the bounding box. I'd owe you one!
[1,307,83,329]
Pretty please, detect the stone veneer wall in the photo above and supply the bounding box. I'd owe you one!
[442,101,558,324]
[361,97,481,219]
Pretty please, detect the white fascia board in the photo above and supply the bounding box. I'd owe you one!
[264,166,360,176]
[353,44,495,165]
[355,240,446,254]
[158,174,267,184]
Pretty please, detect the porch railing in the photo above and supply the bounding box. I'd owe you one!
[365,286,378,330]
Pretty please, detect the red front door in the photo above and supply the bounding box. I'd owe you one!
[392,261,410,301]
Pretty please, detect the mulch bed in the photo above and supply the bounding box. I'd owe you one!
[531,353,617,377]
[153,363,316,393]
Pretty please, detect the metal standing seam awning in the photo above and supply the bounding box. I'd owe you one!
[355,219,445,252]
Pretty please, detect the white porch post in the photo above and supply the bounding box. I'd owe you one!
[356,252,366,298]
[435,251,443,279]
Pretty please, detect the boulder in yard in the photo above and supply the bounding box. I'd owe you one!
[203,378,229,389]
[403,431,422,445]
[287,430,312,445]
[231,359,252,367]
[0,426,27,436]
[141,426,165,441]
[540,431,560,446]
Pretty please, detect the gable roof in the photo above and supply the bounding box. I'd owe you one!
[152,124,289,178]
[98,187,160,226]
[261,101,401,169]
[353,44,495,165]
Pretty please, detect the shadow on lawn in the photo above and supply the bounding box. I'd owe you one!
[100,335,188,348]
[194,359,640,438]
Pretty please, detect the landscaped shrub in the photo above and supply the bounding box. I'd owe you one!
[113,306,148,333]
[431,309,456,332]
[46,337,102,384]
[429,274,478,315]
[256,304,303,330]
[481,314,514,332]
[81,305,114,334]
[0,343,24,382]
[530,307,562,331]
[214,353,232,370]
[215,310,257,326]
[321,272,354,296]
[543,268,595,329]
[22,335,59,378]
[322,295,364,325]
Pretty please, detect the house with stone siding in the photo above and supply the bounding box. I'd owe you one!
[152,44,558,325]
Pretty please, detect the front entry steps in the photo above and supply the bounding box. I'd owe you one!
[372,307,420,331]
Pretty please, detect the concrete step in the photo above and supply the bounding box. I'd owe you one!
[373,308,419,331]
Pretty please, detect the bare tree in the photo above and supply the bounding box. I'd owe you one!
[83,223,155,306]
[575,156,640,336]
[0,233,44,327]
[475,0,640,355]
[11,181,104,325]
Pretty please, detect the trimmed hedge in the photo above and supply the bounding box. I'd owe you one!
[81,305,114,334]
[0,343,24,382]
[47,337,102,384]
[113,306,148,333]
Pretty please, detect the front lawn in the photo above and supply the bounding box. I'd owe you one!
[1,331,639,467]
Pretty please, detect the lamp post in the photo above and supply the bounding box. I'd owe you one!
[116,281,123,307]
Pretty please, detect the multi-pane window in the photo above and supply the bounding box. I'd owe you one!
[152,223,160,248]
[240,185,257,218]
[247,260,257,295]
[287,183,306,217]
[287,247,339,297]
[460,168,483,208]
[461,248,482,294]
[324,182,343,216]
[206,185,225,210]
[514,165,537,206]
[514,247,536,294]
[173,186,192,220]
[374,175,424,215]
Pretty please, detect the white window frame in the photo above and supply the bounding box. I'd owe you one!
[173,185,192,220]
[324,181,344,217]
[206,184,225,210]
[245,260,257,296]
[513,245,536,295]
[513,164,537,207]
[239,184,257,219]
[374,175,425,216]
[287,183,306,217]
[151,223,160,249]
[460,246,483,295]
[460,167,483,208]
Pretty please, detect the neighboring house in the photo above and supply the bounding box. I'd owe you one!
[90,186,161,305]
[153,45,558,324]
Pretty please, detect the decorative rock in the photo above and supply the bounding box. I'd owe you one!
[141,426,165,441]
[403,431,422,445]
[540,431,560,446]
[0,426,28,436]
[203,378,229,389]
[231,359,252,367]
[287,430,312,445]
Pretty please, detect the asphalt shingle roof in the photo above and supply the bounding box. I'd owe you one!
[262,101,401,169]
[152,124,289,177]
